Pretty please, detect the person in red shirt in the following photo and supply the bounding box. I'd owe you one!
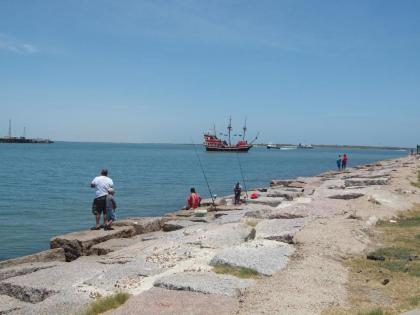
[187,187,201,209]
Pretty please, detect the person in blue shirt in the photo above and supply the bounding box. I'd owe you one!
[336,155,342,171]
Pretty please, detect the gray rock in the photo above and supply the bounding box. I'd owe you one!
[154,272,254,297]
[0,249,65,270]
[0,261,64,282]
[89,236,145,255]
[108,287,239,315]
[162,220,200,232]
[0,282,58,303]
[270,180,306,188]
[183,222,253,248]
[0,294,28,314]
[244,209,305,220]
[267,188,303,200]
[113,217,164,235]
[50,226,136,261]
[328,193,365,200]
[213,210,249,224]
[255,218,307,241]
[345,177,390,187]
[210,240,295,276]
[247,197,285,207]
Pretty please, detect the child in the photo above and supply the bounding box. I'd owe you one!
[105,188,117,230]
[336,155,342,171]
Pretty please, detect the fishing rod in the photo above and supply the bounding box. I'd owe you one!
[191,140,215,207]
[236,152,249,202]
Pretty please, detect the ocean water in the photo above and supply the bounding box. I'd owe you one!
[0,142,407,260]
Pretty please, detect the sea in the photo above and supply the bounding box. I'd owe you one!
[0,142,408,261]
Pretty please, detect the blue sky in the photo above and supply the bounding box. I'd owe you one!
[1,0,419,146]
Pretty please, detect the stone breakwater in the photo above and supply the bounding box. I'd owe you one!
[0,155,419,315]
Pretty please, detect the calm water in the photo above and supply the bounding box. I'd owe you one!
[0,142,407,260]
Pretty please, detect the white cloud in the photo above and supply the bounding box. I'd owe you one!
[0,34,38,54]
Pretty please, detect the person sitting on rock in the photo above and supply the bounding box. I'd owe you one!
[234,182,242,204]
[186,187,201,210]
[105,188,117,231]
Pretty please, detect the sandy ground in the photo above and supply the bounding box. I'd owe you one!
[236,156,420,315]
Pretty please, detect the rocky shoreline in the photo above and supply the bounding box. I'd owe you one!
[0,155,419,315]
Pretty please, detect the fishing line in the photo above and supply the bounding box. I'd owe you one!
[191,140,215,206]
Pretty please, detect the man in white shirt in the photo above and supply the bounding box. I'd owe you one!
[90,169,114,230]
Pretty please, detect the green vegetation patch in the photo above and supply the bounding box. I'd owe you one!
[357,309,384,315]
[80,292,130,315]
[213,264,260,279]
[411,170,420,189]
[324,206,420,315]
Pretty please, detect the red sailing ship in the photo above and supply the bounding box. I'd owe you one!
[203,118,255,152]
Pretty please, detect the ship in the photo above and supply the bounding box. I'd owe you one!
[203,117,256,152]
[0,120,54,144]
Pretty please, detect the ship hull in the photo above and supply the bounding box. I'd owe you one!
[205,145,252,152]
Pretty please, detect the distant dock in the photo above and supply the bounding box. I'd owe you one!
[0,119,53,144]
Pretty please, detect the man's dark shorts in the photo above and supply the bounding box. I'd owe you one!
[92,195,107,215]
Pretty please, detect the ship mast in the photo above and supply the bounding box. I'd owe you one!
[8,119,12,138]
[242,117,247,140]
[227,116,232,146]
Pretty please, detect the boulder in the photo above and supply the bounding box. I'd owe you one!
[267,188,303,200]
[255,218,307,242]
[154,272,254,297]
[210,240,295,276]
[247,197,285,207]
[50,226,136,261]
[162,220,201,232]
[270,180,306,188]
[113,217,164,234]
[345,177,390,187]
[0,249,65,270]
[108,287,239,315]
[328,193,365,200]
[0,261,64,282]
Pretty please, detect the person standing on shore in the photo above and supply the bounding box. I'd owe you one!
[234,182,242,204]
[90,169,113,230]
[342,154,348,170]
[186,187,201,210]
[105,188,117,230]
[336,155,342,171]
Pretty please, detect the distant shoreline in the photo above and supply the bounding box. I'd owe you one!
[20,141,413,151]
[255,143,412,151]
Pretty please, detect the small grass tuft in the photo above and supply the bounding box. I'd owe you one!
[357,309,384,315]
[81,292,130,315]
[409,295,420,307]
[244,219,259,228]
[213,264,260,279]
[411,170,420,188]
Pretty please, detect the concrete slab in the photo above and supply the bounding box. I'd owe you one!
[154,272,254,297]
[0,294,29,314]
[106,287,239,315]
[112,217,164,235]
[345,177,390,187]
[247,197,285,207]
[210,240,295,276]
[0,249,65,270]
[50,226,136,261]
[255,218,308,241]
